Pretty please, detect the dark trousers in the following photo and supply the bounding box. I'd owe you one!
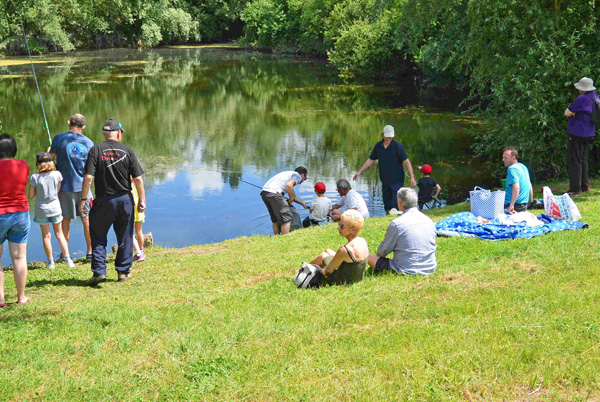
[89,192,135,276]
[382,182,403,212]
[568,135,594,192]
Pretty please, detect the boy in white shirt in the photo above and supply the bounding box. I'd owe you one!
[302,182,332,227]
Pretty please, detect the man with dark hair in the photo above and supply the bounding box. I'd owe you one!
[80,119,145,285]
[50,114,94,262]
[502,147,532,214]
[353,125,416,213]
[331,179,369,221]
[261,166,307,235]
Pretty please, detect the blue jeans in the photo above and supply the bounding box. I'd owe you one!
[0,211,31,244]
[89,193,134,276]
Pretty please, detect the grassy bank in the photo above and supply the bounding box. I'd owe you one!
[1,182,599,401]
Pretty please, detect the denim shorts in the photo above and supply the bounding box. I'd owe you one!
[33,214,63,224]
[0,211,31,244]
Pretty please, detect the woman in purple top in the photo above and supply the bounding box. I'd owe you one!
[564,77,599,194]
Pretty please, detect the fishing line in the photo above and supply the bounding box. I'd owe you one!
[239,178,263,190]
[9,0,52,144]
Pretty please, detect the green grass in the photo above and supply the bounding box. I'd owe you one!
[1,182,599,401]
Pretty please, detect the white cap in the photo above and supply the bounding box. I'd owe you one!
[382,125,395,138]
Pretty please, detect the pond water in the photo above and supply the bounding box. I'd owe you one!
[0,47,494,264]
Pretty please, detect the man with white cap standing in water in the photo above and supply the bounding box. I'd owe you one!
[353,125,416,213]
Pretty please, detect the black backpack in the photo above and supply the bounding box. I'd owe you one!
[585,93,600,125]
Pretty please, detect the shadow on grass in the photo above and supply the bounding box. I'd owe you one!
[26,278,116,288]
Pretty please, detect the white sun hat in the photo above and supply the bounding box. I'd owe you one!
[574,77,596,92]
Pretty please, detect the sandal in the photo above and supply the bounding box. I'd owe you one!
[17,297,31,305]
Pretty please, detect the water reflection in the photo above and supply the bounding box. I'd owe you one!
[0,48,493,263]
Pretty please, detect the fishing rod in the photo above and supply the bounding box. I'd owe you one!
[9,0,52,145]
[239,178,263,190]
[336,115,411,179]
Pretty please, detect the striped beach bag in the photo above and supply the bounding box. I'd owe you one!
[470,186,505,220]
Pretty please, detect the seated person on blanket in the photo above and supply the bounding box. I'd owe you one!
[417,164,441,210]
[502,147,533,214]
[368,188,437,275]
[309,209,368,285]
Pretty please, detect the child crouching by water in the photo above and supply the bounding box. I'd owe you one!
[302,182,332,227]
[28,152,74,269]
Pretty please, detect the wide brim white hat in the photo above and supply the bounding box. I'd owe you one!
[574,77,596,92]
[382,125,395,137]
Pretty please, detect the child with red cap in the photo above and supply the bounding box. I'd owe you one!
[417,164,441,210]
[303,182,332,227]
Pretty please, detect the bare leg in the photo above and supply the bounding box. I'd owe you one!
[82,216,92,254]
[40,224,53,260]
[368,254,380,269]
[310,250,336,267]
[280,221,291,235]
[9,242,28,303]
[53,222,70,256]
[133,235,141,253]
[331,209,343,222]
[272,222,281,235]
[0,247,4,305]
[61,218,71,244]
[135,222,144,250]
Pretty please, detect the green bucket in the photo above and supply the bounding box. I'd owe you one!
[501,179,506,189]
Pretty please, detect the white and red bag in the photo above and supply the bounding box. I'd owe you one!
[542,186,581,221]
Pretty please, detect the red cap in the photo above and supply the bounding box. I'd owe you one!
[420,164,432,175]
[314,182,326,193]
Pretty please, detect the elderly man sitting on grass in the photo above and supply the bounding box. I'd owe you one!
[368,188,437,275]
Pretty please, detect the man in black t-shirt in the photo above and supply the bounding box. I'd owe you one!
[80,119,146,285]
[353,125,416,212]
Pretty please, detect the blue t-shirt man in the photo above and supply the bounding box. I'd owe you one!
[50,131,94,192]
[504,163,531,207]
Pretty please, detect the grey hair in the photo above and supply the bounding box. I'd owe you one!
[336,178,352,191]
[397,187,418,209]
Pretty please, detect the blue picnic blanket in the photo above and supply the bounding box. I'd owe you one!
[436,212,588,240]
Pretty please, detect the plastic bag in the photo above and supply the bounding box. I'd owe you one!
[542,186,581,221]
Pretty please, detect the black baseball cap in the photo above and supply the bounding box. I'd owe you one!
[102,119,126,132]
[36,152,52,163]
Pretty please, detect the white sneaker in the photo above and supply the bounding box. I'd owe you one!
[47,260,55,270]
[65,257,75,269]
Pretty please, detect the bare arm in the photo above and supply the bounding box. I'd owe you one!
[529,183,534,203]
[564,108,575,117]
[79,174,94,214]
[433,184,441,199]
[353,159,375,181]
[403,159,416,187]
[132,176,146,213]
[507,183,520,214]
[322,247,351,276]
[27,185,36,200]
[286,179,306,208]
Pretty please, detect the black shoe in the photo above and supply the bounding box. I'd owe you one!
[86,253,93,263]
[88,275,107,286]
[118,273,132,282]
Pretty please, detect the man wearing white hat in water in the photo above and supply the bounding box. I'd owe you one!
[564,77,599,194]
[353,125,416,213]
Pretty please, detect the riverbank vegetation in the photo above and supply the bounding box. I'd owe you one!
[1,1,599,178]
[1,181,598,400]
